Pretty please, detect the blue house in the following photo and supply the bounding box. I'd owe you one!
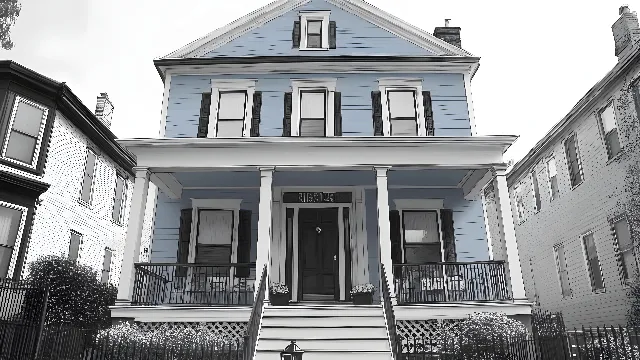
[112,0,532,358]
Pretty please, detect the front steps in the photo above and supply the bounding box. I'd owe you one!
[254,304,393,360]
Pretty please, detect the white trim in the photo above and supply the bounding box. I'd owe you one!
[158,72,172,137]
[378,78,425,136]
[291,78,337,137]
[78,149,98,207]
[160,0,470,59]
[394,301,533,320]
[552,243,572,298]
[0,200,28,279]
[338,206,345,300]
[393,199,444,210]
[463,72,477,136]
[150,172,183,200]
[0,95,49,169]
[208,79,257,138]
[480,190,493,261]
[580,231,606,293]
[299,11,331,50]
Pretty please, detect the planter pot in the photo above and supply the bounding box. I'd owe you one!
[352,293,373,305]
[269,293,290,306]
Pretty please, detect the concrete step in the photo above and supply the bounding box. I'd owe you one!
[263,305,383,317]
[261,316,386,327]
[257,338,390,351]
[254,350,392,360]
[259,325,388,339]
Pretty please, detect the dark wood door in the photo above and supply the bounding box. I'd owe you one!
[298,208,339,299]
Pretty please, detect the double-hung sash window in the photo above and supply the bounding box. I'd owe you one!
[378,79,427,136]
[514,185,525,223]
[564,134,583,188]
[599,101,621,159]
[1,95,48,168]
[112,175,127,224]
[299,90,327,136]
[582,233,605,292]
[612,217,636,282]
[80,150,97,205]
[553,244,572,297]
[290,79,337,137]
[101,248,113,283]
[403,210,442,264]
[531,171,541,212]
[207,80,257,138]
[0,202,27,279]
[298,11,331,50]
[547,157,559,200]
[306,20,323,48]
[69,231,83,262]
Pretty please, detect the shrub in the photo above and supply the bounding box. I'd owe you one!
[576,328,640,359]
[350,283,375,295]
[269,282,289,295]
[628,280,640,327]
[24,255,116,329]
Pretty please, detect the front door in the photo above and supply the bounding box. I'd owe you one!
[298,208,339,301]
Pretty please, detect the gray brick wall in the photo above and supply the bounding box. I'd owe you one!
[508,62,640,328]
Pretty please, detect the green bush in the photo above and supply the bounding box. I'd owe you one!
[24,255,116,329]
[628,280,640,327]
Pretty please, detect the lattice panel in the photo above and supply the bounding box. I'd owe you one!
[137,322,248,341]
[397,319,463,341]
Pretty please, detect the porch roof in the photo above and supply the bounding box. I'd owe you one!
[118,136,517,172]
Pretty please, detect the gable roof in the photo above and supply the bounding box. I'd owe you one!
[161,0,472,59]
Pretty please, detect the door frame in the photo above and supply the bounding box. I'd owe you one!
[275,186,358,302]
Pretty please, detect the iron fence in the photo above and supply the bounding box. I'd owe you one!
[393,261,511,304]
[132,263,256,306]
[397,335,539,360]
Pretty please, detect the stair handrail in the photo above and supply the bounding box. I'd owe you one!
[381,264,399,360]
[244,264,267,360]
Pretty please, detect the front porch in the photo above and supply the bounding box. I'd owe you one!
[113,136,529,322]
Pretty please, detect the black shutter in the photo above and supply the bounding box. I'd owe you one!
[176,208,192,277]
[440,209,456,263]
[390,210,402,278]
[329,21,337,49]
[197,93,212,138]
[423,91,434,136]
[372,91,383,136]
[283,92,292,136]
[292,20,301,48]
[251,91,262,137]
[334,92,342,136]
[236,210,252,278]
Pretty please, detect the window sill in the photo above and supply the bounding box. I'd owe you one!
[78,199,92,209]
[606,149,625,165]
[570,180,584,191]
[592,288,606,295]
[299,47,329,51]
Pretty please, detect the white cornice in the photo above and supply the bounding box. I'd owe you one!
[160,0,470,59]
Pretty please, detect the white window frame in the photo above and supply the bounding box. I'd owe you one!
[546,156,559,201]
[299,11,331,50]
[514,184,525,224]
[0,200,28,279]
[553,243,572,298]
[378,78,426,136]
[611,214,636,285]
[564,133,584,189]
[393,199,444,264]
[581,231,606,293]
[69,230,83,262]
[597,99,622,160]
[208,79,257,138]
[101,247,113,284]
[112,174,128,225]
[79,149,98,206]
[188,199,242,264]
[290,78,337,137]
[530,170,541,213]
[1,95,49,169]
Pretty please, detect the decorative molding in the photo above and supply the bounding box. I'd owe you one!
[393,199,444,210]
[191,198,243,210]
[299,11,331,50]
[158,72,172,138]
[150,172,183,200]
[463,72,477,136]
[0,169,50,197]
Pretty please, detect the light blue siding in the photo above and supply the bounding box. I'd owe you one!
[165,73,470,138]
[203,0,433,58]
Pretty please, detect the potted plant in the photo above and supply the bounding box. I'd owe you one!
[269,282,290,306]
[350,284,375,305]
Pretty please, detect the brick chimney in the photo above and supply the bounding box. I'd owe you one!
[612,5,640,60]
[95,93,114,129]
[433,19,462,49]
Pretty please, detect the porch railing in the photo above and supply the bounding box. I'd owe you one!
[243,264,267,360]
[132,263,256,306]
[392,261,511,304]
[381,264,399,360]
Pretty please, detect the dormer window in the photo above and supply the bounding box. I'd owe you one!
[293,11,336,50]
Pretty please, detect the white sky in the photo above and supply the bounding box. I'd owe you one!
[0,0,633,163]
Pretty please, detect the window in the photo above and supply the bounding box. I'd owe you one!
[599,102,621,159]
[291,79,337,137]
[378,79,427,136]
[582,233,605,292]
[553,244,572,298]
[299,11,330,50]
[403,211,442,264]
[613,217,636,282]
[101,248,112,283]
[69,231,83,262]
[531,171,541,212]
[112,175,127,224]
[514,185,525,223]
[80,149,97,204]
[1,95,48,168]
[195,210,233,266]
[387,90,418,136]
[0,202,26,279]
[564,134,583,188]
[208,80,257,138]
[547,157,559,200]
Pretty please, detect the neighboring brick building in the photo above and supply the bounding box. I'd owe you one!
[0,61,151,286]
[507,6,640,328]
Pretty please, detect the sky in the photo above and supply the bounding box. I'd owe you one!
[0,0,632,164]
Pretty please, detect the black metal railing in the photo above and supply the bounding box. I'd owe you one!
[397,335,539,360]
[393,261,511,304]
[381,264,399,360]
[243,264,267,360]
[132,263,256,306]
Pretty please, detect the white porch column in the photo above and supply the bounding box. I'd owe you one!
[256,167,274,300]
[375,166,396,303]
[493,167,527,300]
[116,167,151,304]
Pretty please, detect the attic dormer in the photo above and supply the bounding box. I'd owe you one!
[293,11,337,50]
